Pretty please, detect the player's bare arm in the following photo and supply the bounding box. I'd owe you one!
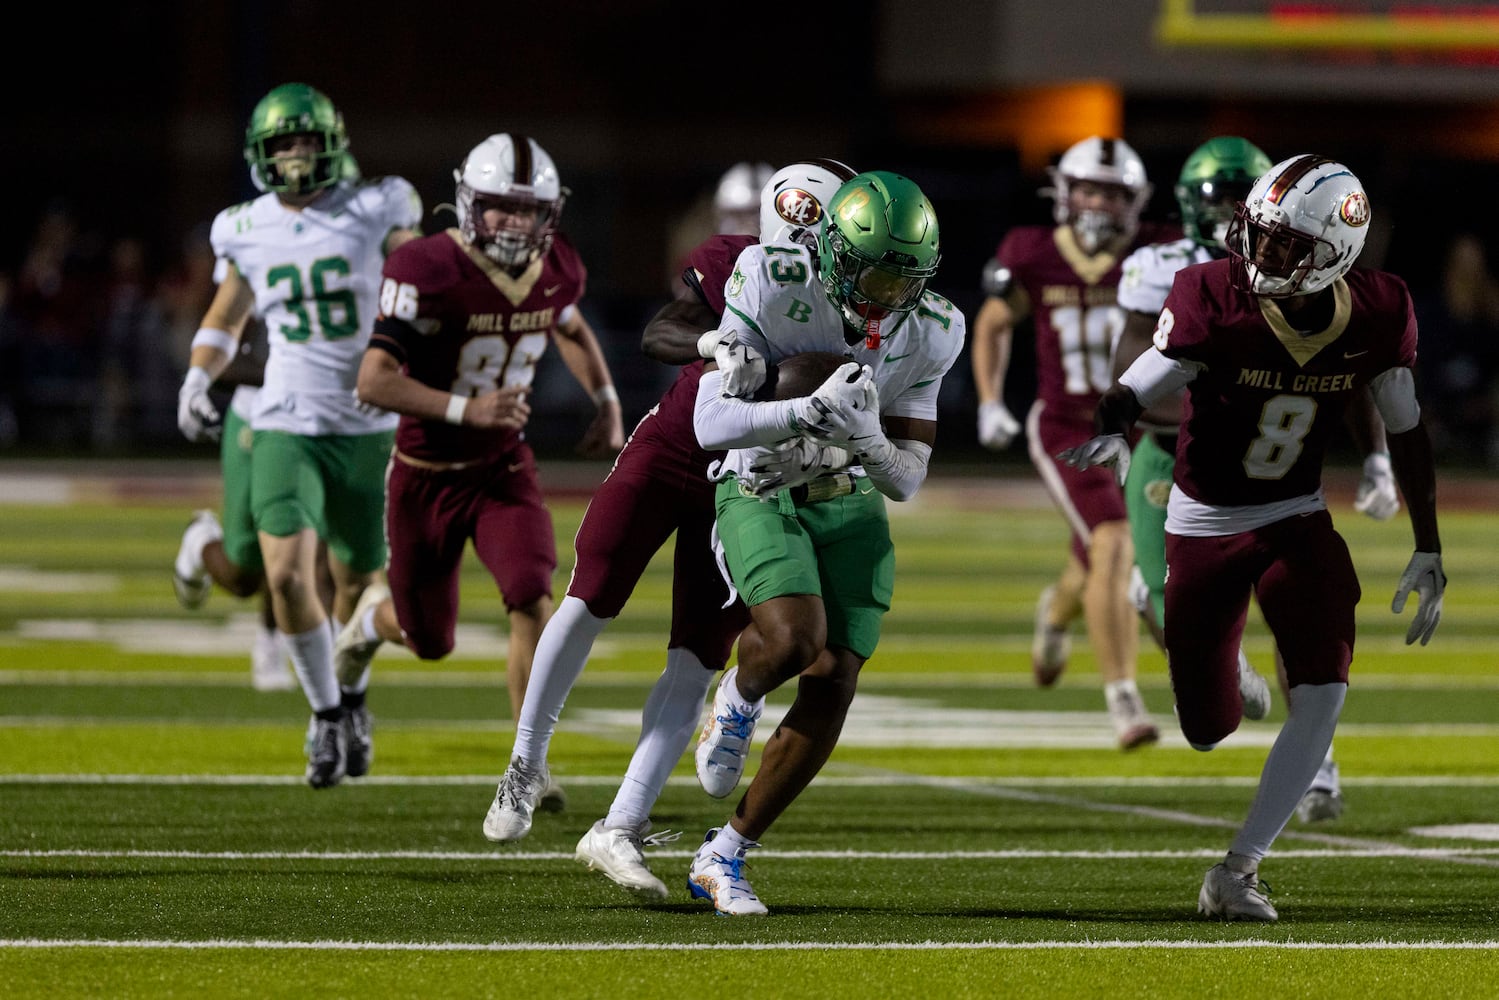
[355,344,528,430]
[641,283,718,364]
[191,268,256,378]
[553,308,625,455]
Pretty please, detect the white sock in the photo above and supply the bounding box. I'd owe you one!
[1103,678,1143,710]
[724,666,765,718]
[284,620,340,712]
[1230,682,1346,861]
[605,648,715,830]
[512,595,610,763]
[711,823,761,857]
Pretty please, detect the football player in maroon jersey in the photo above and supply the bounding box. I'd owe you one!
[971,136,1179,749]
[480,161,856,903]
[1064,155,1444,921]
[344,134,623,794]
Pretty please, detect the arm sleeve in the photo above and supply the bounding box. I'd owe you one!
[1369,366,1421,434]
[1118,348,1200,409]
[693,369,800,449]
[858,437,931,502]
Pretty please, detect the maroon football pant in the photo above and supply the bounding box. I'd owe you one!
[567,428,747,671]
[385,445,556,661]
[1165,510,1358,746]
[1028,401,1129,567]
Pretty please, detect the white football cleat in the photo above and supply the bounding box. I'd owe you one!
[251,626,295,692]
[334,583,388,686]
[482,755,550,842]
[695,667,762,798]
[1236,648,1272,721]
[172,509,221,610]
[1297,759,1344,823]
[1106,683,1159,751]
[575,819,673,899]
[688,829,767,916]
[1031,585,1071,687]
[1198,863,1277,922]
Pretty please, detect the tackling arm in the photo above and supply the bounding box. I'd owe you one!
[1113,309,1181,430]
[641,282,718,364]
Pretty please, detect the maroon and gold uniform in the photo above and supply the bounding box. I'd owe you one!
[1151,260,1417,742]
[567,234,754,665]
[997,221,1179,557]
[366,229,587,657]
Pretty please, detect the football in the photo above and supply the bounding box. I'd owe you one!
[756,351,851,401]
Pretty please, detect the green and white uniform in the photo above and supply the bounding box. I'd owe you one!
[708,241,965,657]
[1116,236,1211,626]
[209,175,421,565]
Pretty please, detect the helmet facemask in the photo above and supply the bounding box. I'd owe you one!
[1180,178,1255,249]
[453,134,565,271]
[244,84,350,196]
[1057,179,1143,255]
[822,224,932,328]
[457,186,564,268]
[1228,204,1342,298]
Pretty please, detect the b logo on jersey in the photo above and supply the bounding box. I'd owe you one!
[775,188,825,228]
[1339,191,1370,227]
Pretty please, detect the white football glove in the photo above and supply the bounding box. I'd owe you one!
[1058,434,1131,486]
[1392,551,1445,646]
[790,362,871,442]
[697,329,767,399]
[977,399,1021,450]
[1354,451,1400,521]
[177,367,222,443]
[743,439,850,498]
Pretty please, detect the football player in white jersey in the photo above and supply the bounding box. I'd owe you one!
[1113,136,1400,823]
[174,82,422,789]
[686,170,964,915]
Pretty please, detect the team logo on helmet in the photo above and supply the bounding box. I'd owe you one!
[1339,191,1370,227]
[774,188,826,228]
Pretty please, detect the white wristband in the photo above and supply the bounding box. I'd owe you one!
[191,327,238,355]
[445,394,468,426]
[593,384,619,406]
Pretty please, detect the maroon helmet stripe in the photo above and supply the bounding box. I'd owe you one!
[1100,138,1117,167]
[801,157,857,182]
[1266,155,1332,205]
[511,133,533,184]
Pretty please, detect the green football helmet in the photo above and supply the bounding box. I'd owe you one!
[1175,136,1272,250]
[816,171,941,333]
[243,83,352,195]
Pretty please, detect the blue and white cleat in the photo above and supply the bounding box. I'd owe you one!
[688,829,767,916]
[695,666,762,798]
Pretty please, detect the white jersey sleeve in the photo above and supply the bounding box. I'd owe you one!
[1117,238,1209,317]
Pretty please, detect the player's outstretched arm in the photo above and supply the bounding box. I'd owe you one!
[641,284,718,365]
[554,309,624,456]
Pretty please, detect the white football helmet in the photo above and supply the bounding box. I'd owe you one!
[1228,154,1370,298]
[715,161,773,234]
[454,133,566,268]
[1048,136,1152,254]
[758,158,857,245]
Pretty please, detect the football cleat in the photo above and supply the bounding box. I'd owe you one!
[688,828,767,916]
[343,703,373,778]
[1031,585,1071,687]
[575,819,675,899]
[172,509,222,610]
[482,755,550,842]
[1107,684,1159,751]
[334,583,388,686]
[251,627,295,692]
[1297,759,1344,822]
[305,715,347,789]
[695,667,762,798]
[1237,648,1272,721]
[538,776,567,813]
[1198,863,1277,922]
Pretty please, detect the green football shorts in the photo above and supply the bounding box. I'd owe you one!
[1124,431,1175,628]
[714,475,893,660]
[218,409,263,573]
[250,429,394,574]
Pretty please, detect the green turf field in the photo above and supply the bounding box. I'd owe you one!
[2,468,1496,998]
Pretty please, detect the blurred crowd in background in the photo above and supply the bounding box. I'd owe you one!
[4,184,1498,468]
